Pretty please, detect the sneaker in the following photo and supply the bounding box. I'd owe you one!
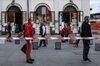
[87,58,92,62]
[26,59,33,64]
[29,58,35,61]
[83,59,87,61]
[83,58,91,62]
[43,45,47,47]
[61,40,65,43]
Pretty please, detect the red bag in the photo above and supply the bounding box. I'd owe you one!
[70,39,80,45]
[17,32,23,37]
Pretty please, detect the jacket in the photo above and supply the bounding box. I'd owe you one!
[40,25,46,35]
[81,22,92,37]
[24,22,34,37]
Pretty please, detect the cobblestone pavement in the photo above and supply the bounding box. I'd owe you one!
[0,34,100,66]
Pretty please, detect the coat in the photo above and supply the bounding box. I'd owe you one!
[7,22,12,31]
[81,22,92,37]
[62,26,70,36]
[40,25,46,36]
[24,22,35,37]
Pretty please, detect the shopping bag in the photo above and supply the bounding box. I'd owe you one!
[21,44,26,54]
[17,32,23,37]
[70,39,80,45]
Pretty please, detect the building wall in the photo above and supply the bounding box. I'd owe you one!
[81,0,90,16]
[0,0,90,21]
[0,0,90,33]
[30,0,54,11]
[1,0,26,11]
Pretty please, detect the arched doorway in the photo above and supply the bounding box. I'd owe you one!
[31,4,53,34]
[63,5,77,24]
[58,3,84,33]
[35,6,51,24]
[7,6,23,33]
[35,6,51,34]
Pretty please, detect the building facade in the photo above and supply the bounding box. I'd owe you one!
[0,0,90,34]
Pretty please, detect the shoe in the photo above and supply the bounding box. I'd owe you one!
[26,59,33,64]
[9,40,12,42]
[43,45,47,47]
[65,40,68,42]
[83,59,87,61]
[29,58,35,61]
[38,46,41,48]
[83,58,91,62]
[87,58,92,62]
[62,40,65,43]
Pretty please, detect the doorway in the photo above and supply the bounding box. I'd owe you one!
[33,5,52,34]
[15,12,23,32]
[7,6,23,33]
[63,6,77,24]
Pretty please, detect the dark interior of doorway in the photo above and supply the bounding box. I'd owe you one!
[15,12,23,33]
[62,12,70,24]
[63,6,77,24]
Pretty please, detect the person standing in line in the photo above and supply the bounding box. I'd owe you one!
[71,13,79,47]
[24,19,35,64]
[7,21,12,38]
[81,16,92,62]
[61,23,71,42]
[39,22,47,47]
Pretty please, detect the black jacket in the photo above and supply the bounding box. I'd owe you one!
[81,22,92,37]
[7,23,11,31]
[40,25,46,35]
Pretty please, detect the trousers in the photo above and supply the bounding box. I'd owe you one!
[83,40,90,60]
[26,40,32,61]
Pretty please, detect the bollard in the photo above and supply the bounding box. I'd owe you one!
[95,43,100,51]
[32,42,38,50]
[15,40,20,45]
[55,42,61,50]
[0,39,5,44]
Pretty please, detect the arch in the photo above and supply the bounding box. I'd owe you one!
[34,3,51,11]
[7,6,21,12]
[6,3,23,11]
[63,3,79,11]
[6,3,23,33]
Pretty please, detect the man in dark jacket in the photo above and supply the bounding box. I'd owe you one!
[39,22,46,47]
[6,22,12,42]
[81,16,92,62]
[7,22,12,37]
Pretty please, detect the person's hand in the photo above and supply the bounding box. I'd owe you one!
[32,36,36,40]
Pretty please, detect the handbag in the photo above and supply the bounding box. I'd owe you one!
[21,44,26,54]
[70,39,80,45]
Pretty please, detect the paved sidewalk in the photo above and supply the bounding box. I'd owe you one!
[0,34,100,66]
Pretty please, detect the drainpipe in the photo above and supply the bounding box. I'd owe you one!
[27,0,29,19]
